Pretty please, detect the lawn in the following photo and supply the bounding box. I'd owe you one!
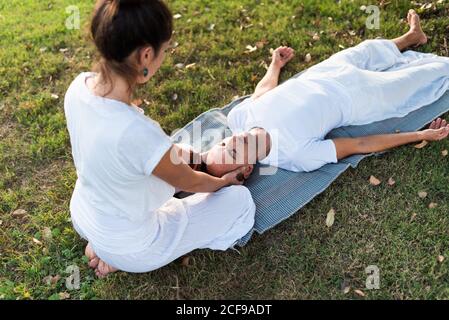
[1,0,449,300]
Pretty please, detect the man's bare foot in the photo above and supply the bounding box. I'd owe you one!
[95,260,118,278]
[85,243,99,269]
[406,9,428,47]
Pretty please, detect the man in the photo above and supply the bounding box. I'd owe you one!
[181,10,449,177]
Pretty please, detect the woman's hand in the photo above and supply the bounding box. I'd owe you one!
[222,165,254,186]
[421,118,449,141]
[271,46,295,69]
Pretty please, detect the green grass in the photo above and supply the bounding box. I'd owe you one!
[1,0,449,300]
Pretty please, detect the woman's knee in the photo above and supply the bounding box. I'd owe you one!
[217,185,255,215]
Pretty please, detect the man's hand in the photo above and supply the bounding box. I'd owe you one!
[421,118,449,141]
[271,46,295,69]
[253,46,294,100]
[334,117,449,160]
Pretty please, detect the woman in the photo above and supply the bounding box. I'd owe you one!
[201,10,449,176]
[64,0,255,277]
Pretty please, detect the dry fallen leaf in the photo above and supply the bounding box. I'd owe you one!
[414,140,428,149]
[312,34,320,41]
[43,275,61,286]
[354,289,366,297]
[42,227,52,241]
[11,209,27,218]
[305,53,312,63]
[175,63,185,69]
[173,13,182,19]
[259,60,269,70]
[32,238,42,245]
[244,45,258,54]
[437,255,445,263]
[420,3,433,10]
[51,94,59,100]
[343,286,351,294]
[410,212,417,221]
[185,63,197,69]
[255,40,268,49]
[418,191,428,199]
[43,276,52,285]
[326,208,336,228]
[442,149,448,157]
[59,292,70,300]
[181,256,193,267]
[369,175,381,186]
[428,202,438,209]
[51,276,61,285]
[387,177,396,186]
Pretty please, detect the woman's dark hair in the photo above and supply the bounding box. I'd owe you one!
[91,0,173,91]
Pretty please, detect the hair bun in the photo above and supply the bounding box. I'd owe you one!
[115,0,144,6]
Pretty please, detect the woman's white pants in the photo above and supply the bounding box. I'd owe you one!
[74,185,255,273]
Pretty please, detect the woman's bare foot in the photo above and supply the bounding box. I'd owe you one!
[85,243,99,269]
[95,260,118,278]
[85,243,118,278]
[406,9,428,47]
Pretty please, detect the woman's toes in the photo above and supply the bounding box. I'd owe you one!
[95,269,105,279]
[95,260,118,278]
[89,257,100,269]
[85,243,100,269]
[85,243,94,258]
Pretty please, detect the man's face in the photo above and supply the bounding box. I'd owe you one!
[206,130,268,177]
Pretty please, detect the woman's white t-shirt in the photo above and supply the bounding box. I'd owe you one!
[64,73,182,255]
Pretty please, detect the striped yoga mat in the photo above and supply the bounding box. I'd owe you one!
[171,72,449,247]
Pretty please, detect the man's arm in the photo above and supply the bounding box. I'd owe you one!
[333,118,449,160]
[253,46,295,100]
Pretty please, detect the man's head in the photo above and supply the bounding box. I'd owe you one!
[205,128,271,177]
